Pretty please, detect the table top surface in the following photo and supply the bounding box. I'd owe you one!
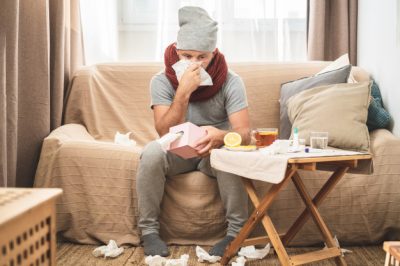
[0,188,62,225]
[211,148,372,184]
[390,246,400,260]
[287,153,372,164]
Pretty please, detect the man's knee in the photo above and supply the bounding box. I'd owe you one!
[140,141,166,165]
[217,171,243,186]
[137,141,167,184]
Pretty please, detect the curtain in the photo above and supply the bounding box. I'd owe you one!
[80,0,307,64]
[307,0,358,65]
[0,0,84,187]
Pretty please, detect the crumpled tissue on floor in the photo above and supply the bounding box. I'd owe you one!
[144,254,189,266]
[195,246,221,263]
[238,243,271,259]
[92,240,124,258]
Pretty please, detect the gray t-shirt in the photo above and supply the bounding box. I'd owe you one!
[150,70,248,130]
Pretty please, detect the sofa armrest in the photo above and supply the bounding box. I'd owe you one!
[46,123,95,142]
[369,129,400,176]
[34,124,143,244]
[370,129,400,156]
[35,123,142,188]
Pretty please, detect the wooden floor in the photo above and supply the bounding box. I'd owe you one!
[57,242,385,265]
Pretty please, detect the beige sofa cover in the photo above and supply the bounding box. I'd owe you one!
[34,62,400,246]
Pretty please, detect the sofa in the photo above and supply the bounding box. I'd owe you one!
[34,62,400,247]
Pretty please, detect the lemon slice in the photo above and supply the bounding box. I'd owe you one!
[223,132,242,147]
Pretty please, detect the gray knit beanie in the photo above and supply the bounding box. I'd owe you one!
[176,6,218,52]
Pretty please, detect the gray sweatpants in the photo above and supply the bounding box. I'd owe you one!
[136,141,248,237]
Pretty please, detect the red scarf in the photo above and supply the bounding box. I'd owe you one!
[164,43,228,102]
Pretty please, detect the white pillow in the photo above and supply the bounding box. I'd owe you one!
[316,53,356,83]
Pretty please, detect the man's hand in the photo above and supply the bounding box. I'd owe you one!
[153,63,203,136]
[177,63,201,97]
[194,126,225,157]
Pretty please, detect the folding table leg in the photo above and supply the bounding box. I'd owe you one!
[243,179,292,265]
[291,172,347,266]
[282,166,349,246]
[220,166,298,265]
[261,214,292,265]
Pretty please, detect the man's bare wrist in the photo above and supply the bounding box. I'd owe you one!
[174,89,191,103]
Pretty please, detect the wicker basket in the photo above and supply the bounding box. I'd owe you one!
[0,188,62,266]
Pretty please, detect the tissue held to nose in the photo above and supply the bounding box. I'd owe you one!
[172,60,213,86]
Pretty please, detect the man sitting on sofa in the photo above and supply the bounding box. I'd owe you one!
[136,6,250,257]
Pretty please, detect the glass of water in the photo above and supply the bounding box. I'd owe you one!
[310,132,329,149]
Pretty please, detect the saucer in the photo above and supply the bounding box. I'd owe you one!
[223,145,257,152]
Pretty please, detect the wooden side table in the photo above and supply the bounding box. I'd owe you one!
[217,153,371,266]
[0,188,62,266]
[384,241,400,266]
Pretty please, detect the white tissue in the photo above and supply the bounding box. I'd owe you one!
[195,246,221,263]
[172,60,213,86]
[114,131,136,147]
[165,255,189,266]
[156,132,183,152]
[259,143,279,155]
[238,244,270,259]
[145,255,166,266]
[323,235,352,256]
[231,256,246,266]
[144,254,189,266]
[259,140,291,155]
[92,240,124,258]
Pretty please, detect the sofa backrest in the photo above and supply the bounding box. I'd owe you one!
[64,62,369,147]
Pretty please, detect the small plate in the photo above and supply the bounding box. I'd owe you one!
[223,145,257,151]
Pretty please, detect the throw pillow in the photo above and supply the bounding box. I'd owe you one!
[287,81,371,151]
[367,80,392,131]
[279,64,351,139]
[316,53,357,83]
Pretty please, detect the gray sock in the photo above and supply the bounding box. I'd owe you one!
[208,235,235,257]
[142,233,170,257]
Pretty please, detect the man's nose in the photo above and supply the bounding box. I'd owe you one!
[190,59,202,67]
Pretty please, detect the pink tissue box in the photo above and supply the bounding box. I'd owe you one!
[168,122,207,159]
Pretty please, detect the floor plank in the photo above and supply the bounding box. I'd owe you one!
[57,243,386,265]
[56,243,135,266]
